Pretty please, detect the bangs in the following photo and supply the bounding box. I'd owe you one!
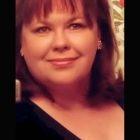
[16,0,97,26]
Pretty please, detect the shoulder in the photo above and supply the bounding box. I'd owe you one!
[16,101,64,140]
[16,101,33,123]
[16,100,46,127]
[16,101,39,138]
[16,101,44,136]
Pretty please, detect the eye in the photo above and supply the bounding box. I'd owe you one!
[69,23,83,30]
[36,27,50,33]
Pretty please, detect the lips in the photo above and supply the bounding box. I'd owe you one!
[47,57,78,67]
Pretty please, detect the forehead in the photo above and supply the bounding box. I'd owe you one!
[23,0,84,25]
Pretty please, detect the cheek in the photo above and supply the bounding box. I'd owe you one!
[21,33,52,59]
[69,30,98,56]
[67,30,99,74]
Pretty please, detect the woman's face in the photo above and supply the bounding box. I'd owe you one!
[21,1,100,86]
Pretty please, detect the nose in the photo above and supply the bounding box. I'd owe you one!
[52,31,70,52]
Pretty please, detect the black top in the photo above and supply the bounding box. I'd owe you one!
[16,94,124,140]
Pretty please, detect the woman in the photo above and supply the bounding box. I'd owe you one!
[16,0,124,140]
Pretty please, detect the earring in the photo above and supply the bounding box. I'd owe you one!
[97,40,103,50]
[20,49,24,56]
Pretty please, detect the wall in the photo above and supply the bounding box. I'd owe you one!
[110,0,124,78]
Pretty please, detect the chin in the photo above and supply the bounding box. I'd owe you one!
[47,74,83,86]
[50,78,78,85]
[37,70,89,87]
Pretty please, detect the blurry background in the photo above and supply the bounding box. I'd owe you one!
[109,0,124,78]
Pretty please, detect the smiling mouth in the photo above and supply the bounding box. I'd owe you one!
[47,57,78,67]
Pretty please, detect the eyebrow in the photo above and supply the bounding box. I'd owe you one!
[37,16,84,25]
[66,16,84,23]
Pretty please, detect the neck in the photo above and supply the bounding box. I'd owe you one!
[31,79,90,111]
[49,83,89,110]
